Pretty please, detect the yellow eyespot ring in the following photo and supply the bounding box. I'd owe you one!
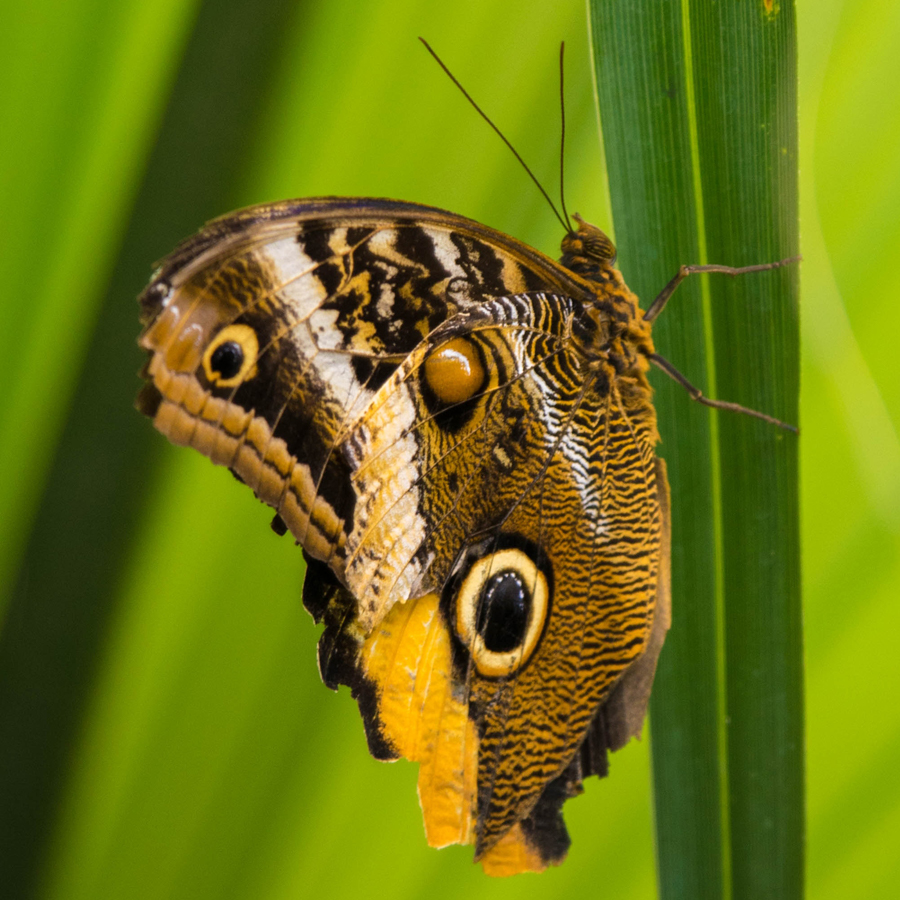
[454,548,549,678]
[422,336,485,405]
[202,323,259,388]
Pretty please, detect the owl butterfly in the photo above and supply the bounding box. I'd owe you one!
[137,196,792,875]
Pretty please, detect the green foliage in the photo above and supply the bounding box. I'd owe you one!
[0,1,898,898]
[589,1,801,896]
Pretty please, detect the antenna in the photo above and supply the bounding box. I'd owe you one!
[558,42,573,233]
[419,38,571,235]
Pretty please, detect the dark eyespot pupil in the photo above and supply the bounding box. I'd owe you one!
[476,570,530,654]
[210,340,243,379]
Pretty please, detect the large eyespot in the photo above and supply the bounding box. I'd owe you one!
[202,323,259,387]
[454,548,549,677]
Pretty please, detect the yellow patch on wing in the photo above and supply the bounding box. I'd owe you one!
[358,591,553,875]
[479,824,549,876]
[360,592,477,848]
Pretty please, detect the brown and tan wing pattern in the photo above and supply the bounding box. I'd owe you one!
[136,197,670,876]
[307,293,667,872]
[138,198,590,563]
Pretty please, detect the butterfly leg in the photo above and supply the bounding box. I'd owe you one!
[648,352,798,433]
[643,257,801,323]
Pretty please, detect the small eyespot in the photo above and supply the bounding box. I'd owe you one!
[422,336,485,406]
[454,547,549,677]
[202,323,259,387]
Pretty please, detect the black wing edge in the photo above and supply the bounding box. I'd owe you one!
[300,552,399,762]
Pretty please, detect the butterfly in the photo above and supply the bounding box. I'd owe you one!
[136,195,790,875]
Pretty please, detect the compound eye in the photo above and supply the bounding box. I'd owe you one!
[454,547,549,677]
[202,323,259,387]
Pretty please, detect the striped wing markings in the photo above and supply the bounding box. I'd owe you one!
[473,343,661,832]
[468,363,602,847]
[334,293,658,847]
[164,197,593,305]
[341,300,579,603]
[160,275,375,561]
[258,223,441,555]
[145,225,362,493]
[342,294,572,468]
[348,345,646,634]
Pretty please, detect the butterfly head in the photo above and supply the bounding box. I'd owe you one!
[560,214,617,278]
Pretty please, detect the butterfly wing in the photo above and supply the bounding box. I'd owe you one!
[312,294,668,872]
[138,198,587,559]
[137,198,669,875]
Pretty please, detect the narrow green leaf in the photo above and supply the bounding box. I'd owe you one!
[589,1,803,898]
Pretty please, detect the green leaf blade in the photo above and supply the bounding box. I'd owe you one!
[690,4,803,897]
[589,1,803,897]
[590,1,725,896]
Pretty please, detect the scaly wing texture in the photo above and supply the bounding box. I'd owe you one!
[136,198,669,874]
[137,198,588,562]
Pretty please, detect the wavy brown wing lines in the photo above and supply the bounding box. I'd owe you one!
[470,380,655,853]
[605,383,660,566]
[341,320,577,604]
[338,293,599,628]
[456,369,602,849]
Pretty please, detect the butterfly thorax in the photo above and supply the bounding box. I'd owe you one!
[561,217,656,416]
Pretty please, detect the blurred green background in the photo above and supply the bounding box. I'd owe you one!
[1,1,897,898]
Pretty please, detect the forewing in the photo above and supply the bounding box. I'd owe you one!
[137,198,586,568]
